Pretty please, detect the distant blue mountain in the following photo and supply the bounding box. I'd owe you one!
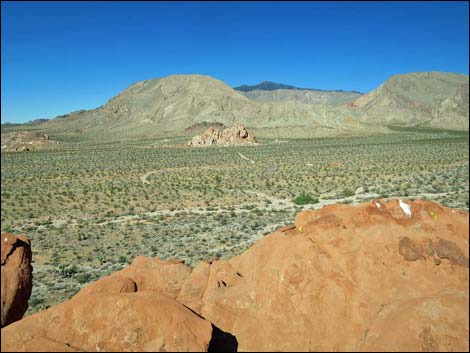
[234,81,362,94]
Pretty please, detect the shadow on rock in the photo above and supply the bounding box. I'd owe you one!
[208,323,238,352]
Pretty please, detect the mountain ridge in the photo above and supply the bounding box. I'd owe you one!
[1,71,468,142]
[234,80,363,93]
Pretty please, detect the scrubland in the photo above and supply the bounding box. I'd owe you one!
[1,129,468,314]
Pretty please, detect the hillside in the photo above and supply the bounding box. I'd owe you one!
[1,72,468,142]
[1,199,468,351]
[235,80,363,105]
[240,88,362,105]
[17,74,372,141]
[352,72,469,130]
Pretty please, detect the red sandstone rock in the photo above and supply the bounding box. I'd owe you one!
[75,256,191,299]
[195,199,469,351]
[1,292,213,352]
[1,233,33,328]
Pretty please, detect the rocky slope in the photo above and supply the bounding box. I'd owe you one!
[187,123,257,147]
[4,71,467,142]
[33,74,365,140]
[1,234,33,328]
[239,88,362,105]
[352,72,469,130]
[1,199,468,351]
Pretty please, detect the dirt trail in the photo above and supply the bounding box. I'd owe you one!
[48,186,460,230]
[140,171,159,185]
[238,152,255,164]
[243,190,295,210]
[140,165,229,185]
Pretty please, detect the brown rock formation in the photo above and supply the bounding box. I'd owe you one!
[2,199,468,351]
[1,234,33,327]
[1,234,33,328]
[188,123,257,146]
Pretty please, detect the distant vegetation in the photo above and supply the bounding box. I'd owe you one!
[386,125,469,135]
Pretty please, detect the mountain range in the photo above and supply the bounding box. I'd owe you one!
[233,80,362,94]
[2,71,468,141]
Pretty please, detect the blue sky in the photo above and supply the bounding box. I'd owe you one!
[2,1,469,123]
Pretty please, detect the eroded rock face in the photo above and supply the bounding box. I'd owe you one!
[1,256,238,352]
[2,199,468,351]
[75,256,192,299]
[1,234,33,328]
[188,123,257,146]
[184,199,468,351]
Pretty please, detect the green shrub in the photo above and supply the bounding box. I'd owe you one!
[57,264,78,278]
[341,188,355,197]
[75,273,92,284]
[293,193,319,205]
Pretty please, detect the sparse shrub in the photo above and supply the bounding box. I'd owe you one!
[293,193,318,205]
[57,264,78,278]
[76,273,92,284]
[341,188,355,197]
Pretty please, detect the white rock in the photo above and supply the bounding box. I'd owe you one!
[399,199,412,217]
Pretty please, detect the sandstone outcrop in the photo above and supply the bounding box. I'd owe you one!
[1,293,216,352]
[2,199,468,351]
[188,123,257,147]
[1,255,237,352]
[1,234,33,328]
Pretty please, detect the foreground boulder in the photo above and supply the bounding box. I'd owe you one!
[1,292,216,352]
[1,257,237,352]
[2,199,468,351]
[1,234,33,328]
[173,200,470,351]
[188,123,257,146]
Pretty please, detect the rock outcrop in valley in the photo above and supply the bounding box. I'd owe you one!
[188,123,257,147]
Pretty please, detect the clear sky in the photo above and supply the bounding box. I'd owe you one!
[1,1,469,123]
